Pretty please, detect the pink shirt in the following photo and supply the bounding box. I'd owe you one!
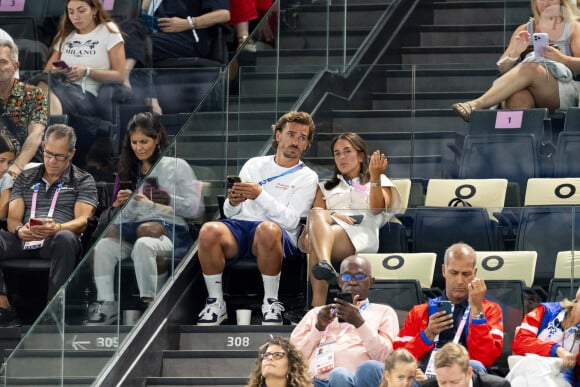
[290,302,399,380]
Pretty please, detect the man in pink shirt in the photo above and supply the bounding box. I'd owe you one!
[290,255,399,387]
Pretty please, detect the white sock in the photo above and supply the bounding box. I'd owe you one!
[94,276,115,302]
[262,272,281,304]
[203,273,224,302]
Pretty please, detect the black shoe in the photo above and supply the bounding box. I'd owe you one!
[0,307,21,327]
[284,306,312,325]
[312,261,338,281]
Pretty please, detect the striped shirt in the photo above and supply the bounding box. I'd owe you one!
[10,164,98,226]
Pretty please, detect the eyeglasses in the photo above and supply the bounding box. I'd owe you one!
[43,150,69,162]
[340,273,368,282]
[260,352,286,360]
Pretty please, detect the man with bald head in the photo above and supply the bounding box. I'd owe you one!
[291,255,399,387]
[394,242,504,376]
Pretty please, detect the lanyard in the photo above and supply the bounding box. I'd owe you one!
[452,306,471,344]
[257,163,304,186]
[30,181,63,219]
[343,176,368,194]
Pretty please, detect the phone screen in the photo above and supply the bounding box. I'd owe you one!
[226,175,241,189]
[52,60,70,70]
[30,218,45,227]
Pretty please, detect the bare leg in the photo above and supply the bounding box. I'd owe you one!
[467,62,560,110]
[253,221,283,276]
[37,81,62,115]
[502,89,535,109]
[0,295,9,309]
[234,22,250,47]
[198,221,239,275]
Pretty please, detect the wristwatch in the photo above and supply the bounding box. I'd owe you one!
[472,312,485,321]
[14,225,23,239]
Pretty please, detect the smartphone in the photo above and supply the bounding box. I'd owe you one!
[140,13,159,32]
[533,32,549,58]
[437,300,452,315]
[336,292,353,304]
[119,180,134,191]
[349,215,364,224]
[145,177,159,189]
[226,175,241,189]
[29,218,45,227]
[52,60,71,70]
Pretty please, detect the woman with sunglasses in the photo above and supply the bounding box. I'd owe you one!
[297,132,401,309]
[247,336,312,387]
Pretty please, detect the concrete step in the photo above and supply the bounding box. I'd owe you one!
[0,377,93,386]
[384,67,498,92]
[251,48,357,67]
[288,3,389,30]
[179,325,293,351]
[401,45,504,65]
[417,24,519,47]
[431,0,530,25]
[279,28,370,50]
[161,350,257,377]
[371,91,482,109]
[147,376,247,387]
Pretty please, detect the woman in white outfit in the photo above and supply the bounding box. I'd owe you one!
[298,132,401,308]
[86,112,202,325]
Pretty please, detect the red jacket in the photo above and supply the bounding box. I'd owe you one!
[394,298,504,367]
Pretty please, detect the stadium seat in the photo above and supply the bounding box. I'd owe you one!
[562,107,580,132]
[360,252,436,288]
[458,134,540,202]
[108,0,142,22]
[547,251,580,302]
[367,279,424,328]
[515,206,580,289]
[467,108,548,139]
[525,178,580,206]
[392,179,411,213]
[425,178,508,219]
[475,251,537,287]
[554,132,580,177]
[411,207,503,290]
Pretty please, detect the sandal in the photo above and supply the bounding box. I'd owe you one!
[312,261,338,281]
[451,102,474,122]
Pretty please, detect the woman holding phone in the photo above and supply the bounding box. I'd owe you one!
[32,0,126,116]
[452,0,580,121]
[294,132,401,312]
[86,113,203,325]
[0,134,17,219]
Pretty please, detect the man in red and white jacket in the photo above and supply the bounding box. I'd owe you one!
[395,243,503,374]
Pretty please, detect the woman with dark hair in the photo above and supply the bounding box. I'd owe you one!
[33,0,125,116]
[247,336,312,387]
[0,134,17,218]
[86,112,202,325]
[297,132,401,308]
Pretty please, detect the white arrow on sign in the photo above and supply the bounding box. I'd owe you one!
[70,335,91,350]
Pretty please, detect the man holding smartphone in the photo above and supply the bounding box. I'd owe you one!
[392,243,504,376]
[0,124,97,326]
[290,255,399,386]
[196,111,318,326]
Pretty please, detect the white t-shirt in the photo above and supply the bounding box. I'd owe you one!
[56,22,124,96]
[223,155,319,243]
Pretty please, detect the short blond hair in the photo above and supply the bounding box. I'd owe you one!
[434,343,470,373]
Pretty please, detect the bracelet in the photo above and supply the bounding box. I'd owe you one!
[187,16,200,43]
[370,182,381,187]
[496,55,519,66]
[58,223,63,231]
[84,67,91,78]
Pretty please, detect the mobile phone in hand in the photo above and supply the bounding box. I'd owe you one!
[30,218,45,227]
[437,300,452,315]
[145,177,159,189]
[226,175,241,189]
[119,180,134,191]
[533,32,549,58]
[52,60,71,70]
[336,292,353,323]
[349,215,364,224]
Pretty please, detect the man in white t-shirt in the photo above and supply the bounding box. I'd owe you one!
[196,111,319,326]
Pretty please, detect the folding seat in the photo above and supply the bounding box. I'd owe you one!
[467,109,548,139]
[367,280,423,328]
[525,178,580,206]
[359,252,436,289]
[562,107,580,132]
[554,132,580,177]
[515,206,580,290]
[547,251,580,301]
[475,251,537,288]
[411,207,502,290]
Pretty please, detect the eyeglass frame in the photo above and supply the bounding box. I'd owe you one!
[43,149,71,162]
[260,351,287,360]
[339,273,369,282]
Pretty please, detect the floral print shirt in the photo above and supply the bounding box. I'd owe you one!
[0,79,47,153]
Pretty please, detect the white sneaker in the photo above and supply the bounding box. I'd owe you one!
[262,298,285,325]
[85,301,118,326]
[197,298,227,326]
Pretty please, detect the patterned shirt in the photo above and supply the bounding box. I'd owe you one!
[0,79,48,155]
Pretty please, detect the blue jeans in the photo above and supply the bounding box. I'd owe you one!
[313,360,384,387]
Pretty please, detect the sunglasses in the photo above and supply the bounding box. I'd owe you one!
[260,352,286,360]
[340,273,368,282]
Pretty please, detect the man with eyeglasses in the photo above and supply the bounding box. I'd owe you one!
[290,255,399,387]
[196,111,318,326]
[0,39,47,179]
[0,124,97,326]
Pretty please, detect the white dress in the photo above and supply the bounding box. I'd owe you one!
[319,174,401,253]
